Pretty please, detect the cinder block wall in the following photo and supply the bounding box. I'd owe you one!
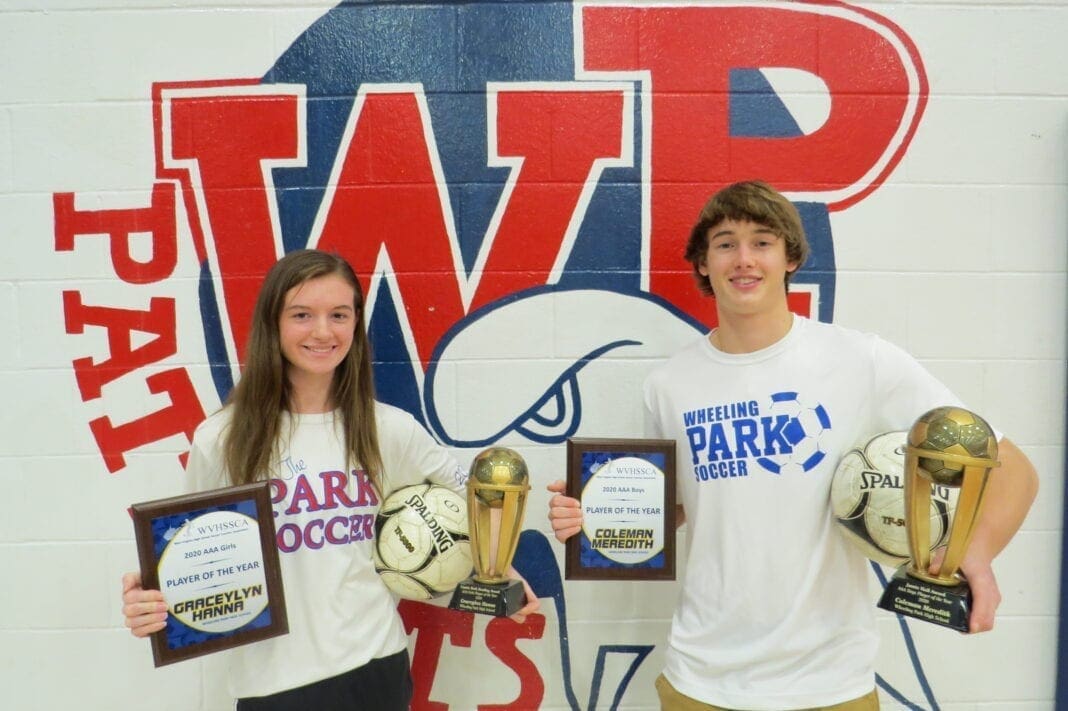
[1,1,1063,709]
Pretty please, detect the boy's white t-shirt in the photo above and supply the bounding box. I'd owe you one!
[644,316,962,710]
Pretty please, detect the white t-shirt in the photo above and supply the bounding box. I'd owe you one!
[643,316,961,710]
[185,402,466,700]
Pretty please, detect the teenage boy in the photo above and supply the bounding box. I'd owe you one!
[546,181,1038,710]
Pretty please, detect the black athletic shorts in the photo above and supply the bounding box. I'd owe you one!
[236,649,413,711]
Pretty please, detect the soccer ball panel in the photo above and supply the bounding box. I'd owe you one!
[863,487,949,559]
[378,571,434,601]
[410,540,473,592]
[375,507,434,573]
[863,431,905,474]
[829,449,868,519]
[419,486,469,536]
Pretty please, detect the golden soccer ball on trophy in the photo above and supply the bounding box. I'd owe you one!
[469,446,530,507]
[908,407,998,487]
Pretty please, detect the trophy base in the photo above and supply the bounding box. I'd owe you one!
[448,578,526,617]
[877,565,971,632]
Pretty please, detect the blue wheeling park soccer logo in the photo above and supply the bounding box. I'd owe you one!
[50,1,945,708]
[682,391,833,481]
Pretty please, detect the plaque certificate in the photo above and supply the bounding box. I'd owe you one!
[565,438,676,580]
[131,482,288,666]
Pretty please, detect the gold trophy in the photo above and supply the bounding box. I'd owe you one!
[449,446,530,616]
[877,406,1000,631]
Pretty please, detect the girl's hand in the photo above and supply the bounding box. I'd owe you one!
[121,571,168,637]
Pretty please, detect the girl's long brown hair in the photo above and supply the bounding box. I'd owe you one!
[222,250,383,492]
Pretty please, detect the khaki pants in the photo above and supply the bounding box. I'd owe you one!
[655,674,880,711]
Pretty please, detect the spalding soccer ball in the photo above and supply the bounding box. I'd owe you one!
[830,431,958,567]
[373,483,472,600]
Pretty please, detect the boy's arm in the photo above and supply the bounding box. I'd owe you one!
[957,437,1039,633]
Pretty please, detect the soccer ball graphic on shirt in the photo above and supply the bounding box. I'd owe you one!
[755,391,832,475]
[831,431,959,566]
[373,483,473,600]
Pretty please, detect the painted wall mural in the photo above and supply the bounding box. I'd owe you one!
[6,0,1063,709]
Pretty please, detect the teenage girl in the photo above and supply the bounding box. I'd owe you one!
[121,250,538,710]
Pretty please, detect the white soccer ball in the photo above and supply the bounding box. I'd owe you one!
[830,431,958,567]
[373,483,472,600]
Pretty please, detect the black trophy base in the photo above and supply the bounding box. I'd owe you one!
[449,577,525,617]
[877,565,971,632]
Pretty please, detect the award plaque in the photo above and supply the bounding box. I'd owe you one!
[131,482,288,666]
[565,438,676,580]
[449,447,531,617]
[877,407,1000,632]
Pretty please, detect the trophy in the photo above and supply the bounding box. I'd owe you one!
[449,446,531,617]
[877,406,1000,631]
